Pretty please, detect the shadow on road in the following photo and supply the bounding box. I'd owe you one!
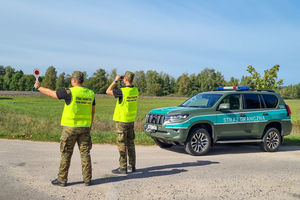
[163,143,300,156]
[68,160,219,186]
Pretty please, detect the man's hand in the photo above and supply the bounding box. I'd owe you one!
[115,75,123,82]
[106,75,122,95]
[34,81,41,89]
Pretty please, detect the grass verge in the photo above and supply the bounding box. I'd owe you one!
[0,96,300,146]
[282,135,300,146]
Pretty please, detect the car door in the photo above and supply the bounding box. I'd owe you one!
[215,94,246,139]
[240,93,269,138]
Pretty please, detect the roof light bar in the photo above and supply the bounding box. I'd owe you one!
[217,86,250,91]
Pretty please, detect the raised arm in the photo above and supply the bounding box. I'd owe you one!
[106,75,122,96]
[34,81,58,99]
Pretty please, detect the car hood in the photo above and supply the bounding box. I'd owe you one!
[149,106,198,115]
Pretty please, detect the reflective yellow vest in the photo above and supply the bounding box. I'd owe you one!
[113,87,139,122]
[61,87,95,127]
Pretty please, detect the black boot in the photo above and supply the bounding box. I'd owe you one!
[112,167,127,174]
[51,179,66,187]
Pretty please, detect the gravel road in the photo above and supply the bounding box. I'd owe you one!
[1,139,300,200]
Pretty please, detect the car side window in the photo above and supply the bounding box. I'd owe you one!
[220,94,240,110]
[243,94,261,109]
[261,94,278,108]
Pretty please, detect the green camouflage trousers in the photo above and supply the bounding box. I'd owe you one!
[116,122,136,169]
[58,127,92,184]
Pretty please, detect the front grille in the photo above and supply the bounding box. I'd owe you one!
[145,114,166,125]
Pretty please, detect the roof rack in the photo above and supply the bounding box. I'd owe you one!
[251,89,275,93]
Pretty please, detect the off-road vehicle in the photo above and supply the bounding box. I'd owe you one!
[144,86,292,155]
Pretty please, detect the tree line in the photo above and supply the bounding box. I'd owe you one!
[0,64,297,98]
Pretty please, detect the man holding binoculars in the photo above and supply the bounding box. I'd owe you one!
[106,71,139,174]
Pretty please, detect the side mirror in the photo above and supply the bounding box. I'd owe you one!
[219,103,230,110]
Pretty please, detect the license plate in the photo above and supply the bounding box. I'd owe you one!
[147,124,157,131]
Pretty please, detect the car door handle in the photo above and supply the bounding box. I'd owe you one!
[239,113,246,117]
[262,113,269,116]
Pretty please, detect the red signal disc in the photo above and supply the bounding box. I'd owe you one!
[34,70,40,75]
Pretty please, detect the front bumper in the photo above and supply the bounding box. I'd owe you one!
[144,123,188,143]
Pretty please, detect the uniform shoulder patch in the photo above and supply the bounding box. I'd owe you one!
[66,88,71,94]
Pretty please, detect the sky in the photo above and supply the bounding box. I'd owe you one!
[0,0,300,85]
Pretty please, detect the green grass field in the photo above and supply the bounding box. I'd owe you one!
[0,96,299,145]
[0,96,184,145]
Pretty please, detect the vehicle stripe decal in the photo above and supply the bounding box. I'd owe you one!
[164,109,290,129]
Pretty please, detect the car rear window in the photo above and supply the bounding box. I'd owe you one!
[243,94,261,109]
[262,94,278,108]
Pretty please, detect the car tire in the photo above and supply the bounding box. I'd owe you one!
[153,138,173,148]
[184,128,211,156]
[260,127,281,152]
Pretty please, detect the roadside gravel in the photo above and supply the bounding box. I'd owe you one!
[1,139,300,200]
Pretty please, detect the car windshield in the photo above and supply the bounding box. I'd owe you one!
[180,93,222,108]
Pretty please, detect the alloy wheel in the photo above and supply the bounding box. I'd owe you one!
[190,132,209,153]
[266,131,280,150]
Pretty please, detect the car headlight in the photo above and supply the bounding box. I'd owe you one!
[165,114,189,123]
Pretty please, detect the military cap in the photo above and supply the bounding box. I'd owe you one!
[72,71,85,83]
[124,71,135,81]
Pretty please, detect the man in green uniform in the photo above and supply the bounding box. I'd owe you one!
[106,71,139,174]
[34,71,95,186]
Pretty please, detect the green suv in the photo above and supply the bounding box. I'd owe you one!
[144,86,292,156]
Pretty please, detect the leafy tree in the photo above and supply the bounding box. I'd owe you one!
[108,68,117,83]
[42,66,57,90]
[18,76,26,91]
[240,76,252,86]
[0,64,288,95]
[280,85,294,99]
[9,70,24,90]
[177,73,190,96]
[56,72,66,90]
[25,75,35,91]
[149,83,163,96]
[18,74,35,91]
[226,77,239,86]
[104,68,121,90]
[197,68,225,92]
[0,76,3,90]
[3,66,15,90]
[86,68,108,94]
[162,74,172,96]
[0,66,5,76]
[170,77,177,94]
[188,74,199,96]
[0,66,4,90]
[295,84,300,99]
[133,70,147,94]
[246,65,283,89]
[145,70,162,95]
